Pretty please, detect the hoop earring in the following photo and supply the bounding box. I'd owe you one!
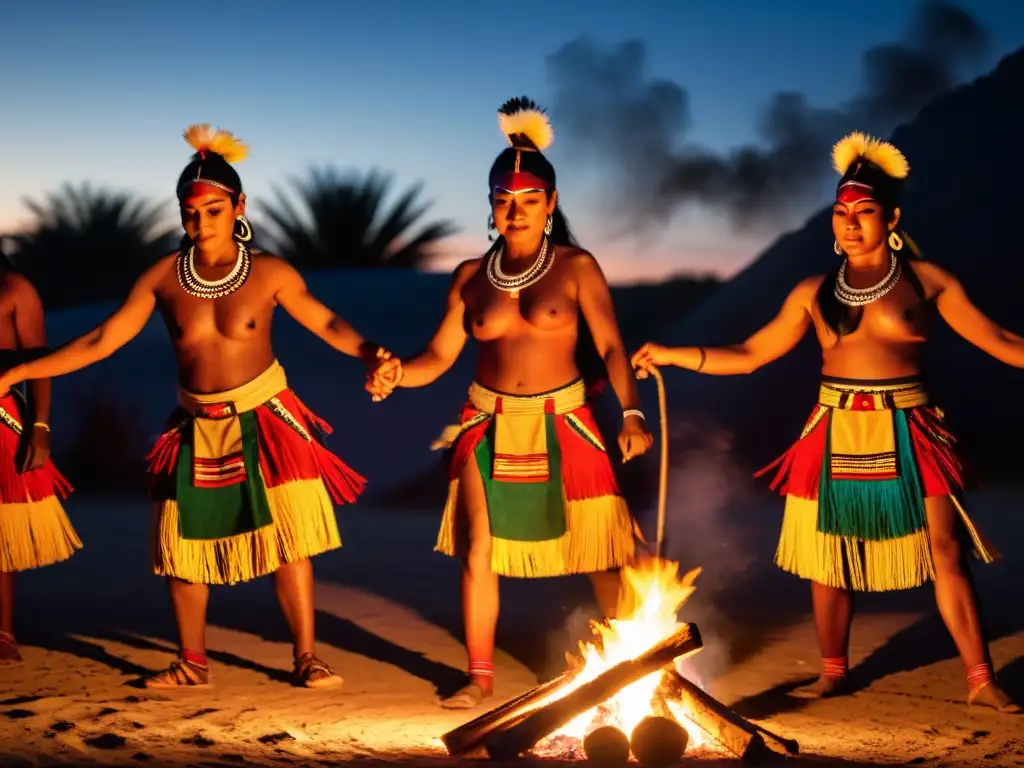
[834,240,843,255]
[487,214,496,243]
[544,215,553,236]
[233,215,253,243]
[888,230,903,251]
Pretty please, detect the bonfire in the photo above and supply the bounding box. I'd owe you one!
[441,557,798,764]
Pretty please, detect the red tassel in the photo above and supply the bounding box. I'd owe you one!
[555,409,621,500]
[754,414,826,500]
[0,416,72,503]
[252,398,366,503]
[446,406,489,480]
[907,408,971,496]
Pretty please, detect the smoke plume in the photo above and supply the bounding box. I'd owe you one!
[546,1,989,232]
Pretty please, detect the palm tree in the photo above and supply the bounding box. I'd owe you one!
[6,182,177,308]
[257,167,457,269]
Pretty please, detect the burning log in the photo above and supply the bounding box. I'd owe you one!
[659,669,799,761]
[629,715,688,768]
[440,668,582,756]
[484,623,703,760]
[583,725,630,768]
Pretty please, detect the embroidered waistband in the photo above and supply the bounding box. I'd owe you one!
[468,379,586,416]
[818,378,928,411]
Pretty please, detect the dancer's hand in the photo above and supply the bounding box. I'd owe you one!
[630,342,671,379]
[366,356,403,402]
[619,414,653,462]
[20,424,50,472]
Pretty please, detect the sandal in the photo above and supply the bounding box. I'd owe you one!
[968,682,1023,714]
[789,675,850,700]
[439,682,492,710]
[143,658,210,689]
[0,631,21,664]
[295,652,343,689]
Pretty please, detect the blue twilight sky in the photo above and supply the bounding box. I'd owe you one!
[3,1,1022,282]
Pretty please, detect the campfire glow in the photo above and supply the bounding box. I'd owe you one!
[540,558,705,749]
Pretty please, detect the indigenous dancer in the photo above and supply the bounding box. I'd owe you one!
[0,269,78,663]
[0,125,386,688]
[369,97,653,709]
[631,132,1021,714]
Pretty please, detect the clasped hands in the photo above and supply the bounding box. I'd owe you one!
[365,347,403,402]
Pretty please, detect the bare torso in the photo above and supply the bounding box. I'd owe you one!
[152,252,282,393]
[461,245,583,394]
[0,273,22,359]
[809,262,935,380]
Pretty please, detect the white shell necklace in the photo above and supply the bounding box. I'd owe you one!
[177,242,252,299]
[834,252,901,307]
[485,236,554,299]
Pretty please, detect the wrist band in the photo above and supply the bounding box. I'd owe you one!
[623,408,645,421]
[33,422,50,432]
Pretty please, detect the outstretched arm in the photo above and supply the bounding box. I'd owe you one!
[0,260,165,389]
[274,260,381,362]
[922,262,1024,367]
[631,277,816,376]
[391,260,476,389]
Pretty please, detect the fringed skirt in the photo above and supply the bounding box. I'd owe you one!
[434,379,639,578]
[756,377,998,592]
[145,361,365,585]
[0,390,80,572]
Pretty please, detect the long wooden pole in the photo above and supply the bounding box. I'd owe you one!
[648,366,669,559]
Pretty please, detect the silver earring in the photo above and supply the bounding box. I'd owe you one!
[834,240,843,255]
[544,215,553,236]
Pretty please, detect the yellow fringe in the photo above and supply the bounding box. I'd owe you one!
[152,478,341,585]
[774,494,999,592]
[0,496,82,572]
[435,479,638,578]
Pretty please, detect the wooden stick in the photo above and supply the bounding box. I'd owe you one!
[440,668,581,756]
[484,623,704,760]
[660,670,799,760]
[648,366,669,559]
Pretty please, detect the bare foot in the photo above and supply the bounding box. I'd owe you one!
[969,682,1022,714]
[789,675,850,700]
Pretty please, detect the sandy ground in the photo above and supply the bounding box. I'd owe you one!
[1,486,1022,768]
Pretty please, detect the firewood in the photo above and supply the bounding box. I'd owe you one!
[484,623,703,760]
[660,670,798,760]
[629,715,688,768]
[583,725,630,768]
[440,669,581,756]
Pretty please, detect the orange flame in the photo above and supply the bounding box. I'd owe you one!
[540,558,706,748]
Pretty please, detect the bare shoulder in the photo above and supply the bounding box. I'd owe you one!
[0,270,42,303]
[253,251,303,287]
[560,245,599,269]
[451,257,482,288]
[789,275,826,309]
[145,252,180,283]
[905,259,958,292]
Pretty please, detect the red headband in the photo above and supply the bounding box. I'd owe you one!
[836,181,877,205]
